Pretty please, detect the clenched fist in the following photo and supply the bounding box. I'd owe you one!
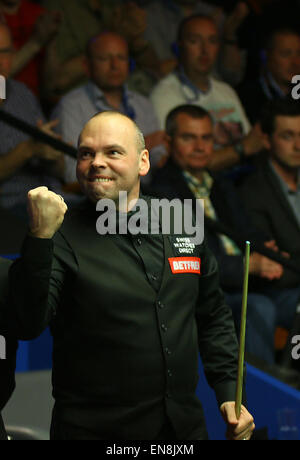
[27,187,68,239]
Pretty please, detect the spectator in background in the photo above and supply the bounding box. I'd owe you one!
[239,99,300,292]
[52,31,165,186]
[150,14,264,173]
[237,27,300,124]
[148,104,300,366]
[144,0,249,87]
[0,22,68,218]
[0,0,60,97]
[144,0,223,76]
[221,0,300,86]
[41,0,163,105]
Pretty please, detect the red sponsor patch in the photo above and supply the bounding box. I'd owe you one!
[168,257,201,274]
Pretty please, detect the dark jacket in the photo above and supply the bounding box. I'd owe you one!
[239,156,300,289]
[10,198,240,440]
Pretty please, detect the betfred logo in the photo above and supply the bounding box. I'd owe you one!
[168,257,201,274]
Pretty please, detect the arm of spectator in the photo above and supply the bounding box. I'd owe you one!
[0,140,35,182]
[249,252,283,280]
[207,123,264,171]
[0,120,65,184]
[10,10,61,78]
[217,2,250,86]
[111,1,163,78]
[34,119,65,181]
[144,130,165,152]
[42,39,86,99]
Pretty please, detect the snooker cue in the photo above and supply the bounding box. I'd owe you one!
[235,241,250,419]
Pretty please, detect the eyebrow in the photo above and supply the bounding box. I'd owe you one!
[186,33,219,39]
[78,144,127,153]
[279,130,297,135]
[103,144,127,154]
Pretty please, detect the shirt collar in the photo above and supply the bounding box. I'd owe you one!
[86,80,135,119]
[260,71,286,99]
[176,66,212,102]
[87,80,132,101]
[269,158,300,193]
[183,169,214,195]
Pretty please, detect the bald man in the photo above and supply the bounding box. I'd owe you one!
[10,111,254,440]
[52,31,165,185]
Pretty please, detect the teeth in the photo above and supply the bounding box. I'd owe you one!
[93,178,113,182]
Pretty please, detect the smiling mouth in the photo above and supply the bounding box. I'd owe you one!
[88,177,114,183]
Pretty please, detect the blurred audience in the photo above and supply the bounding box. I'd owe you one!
[0,0,60,97]
[52,31,165,185]
[147,104,299,365]
[150,14,265,172]
[237,27,300,124]
[0,22,67,218]
[221,0,300,85]
[144,0,249,86]
[40,0,163,104]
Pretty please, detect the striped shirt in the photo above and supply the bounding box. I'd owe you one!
[0,79,62,209]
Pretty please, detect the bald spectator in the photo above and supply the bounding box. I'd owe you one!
[150,14,264,173]
[144,0,249,86]
[41,0,162,104]
[52,31,165,185]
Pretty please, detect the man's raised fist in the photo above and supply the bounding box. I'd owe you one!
[27,186,68,239]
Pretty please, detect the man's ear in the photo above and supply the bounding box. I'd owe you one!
[139,149,150,177]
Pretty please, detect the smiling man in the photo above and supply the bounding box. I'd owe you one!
[10,111,255,440]
[76,111,149,207]
[52,31,164,185]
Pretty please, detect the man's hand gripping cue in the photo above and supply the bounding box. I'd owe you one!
[220,402,255,440]
[27,186,68,239]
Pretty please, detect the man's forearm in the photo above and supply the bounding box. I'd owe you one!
[42,42,86,95]
[207,145,242,172]
[9,236,54,340]
[10,40,41,77]
[0,141,33,182]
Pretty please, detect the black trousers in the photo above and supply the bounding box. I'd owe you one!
[49,403,208,441]
[0,414,7,441]
[51,414,178,441]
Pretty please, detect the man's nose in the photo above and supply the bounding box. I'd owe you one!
[194,138,205,151]
[110,56,120,68]
[199,40,208,55]
[91,153,107,168]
